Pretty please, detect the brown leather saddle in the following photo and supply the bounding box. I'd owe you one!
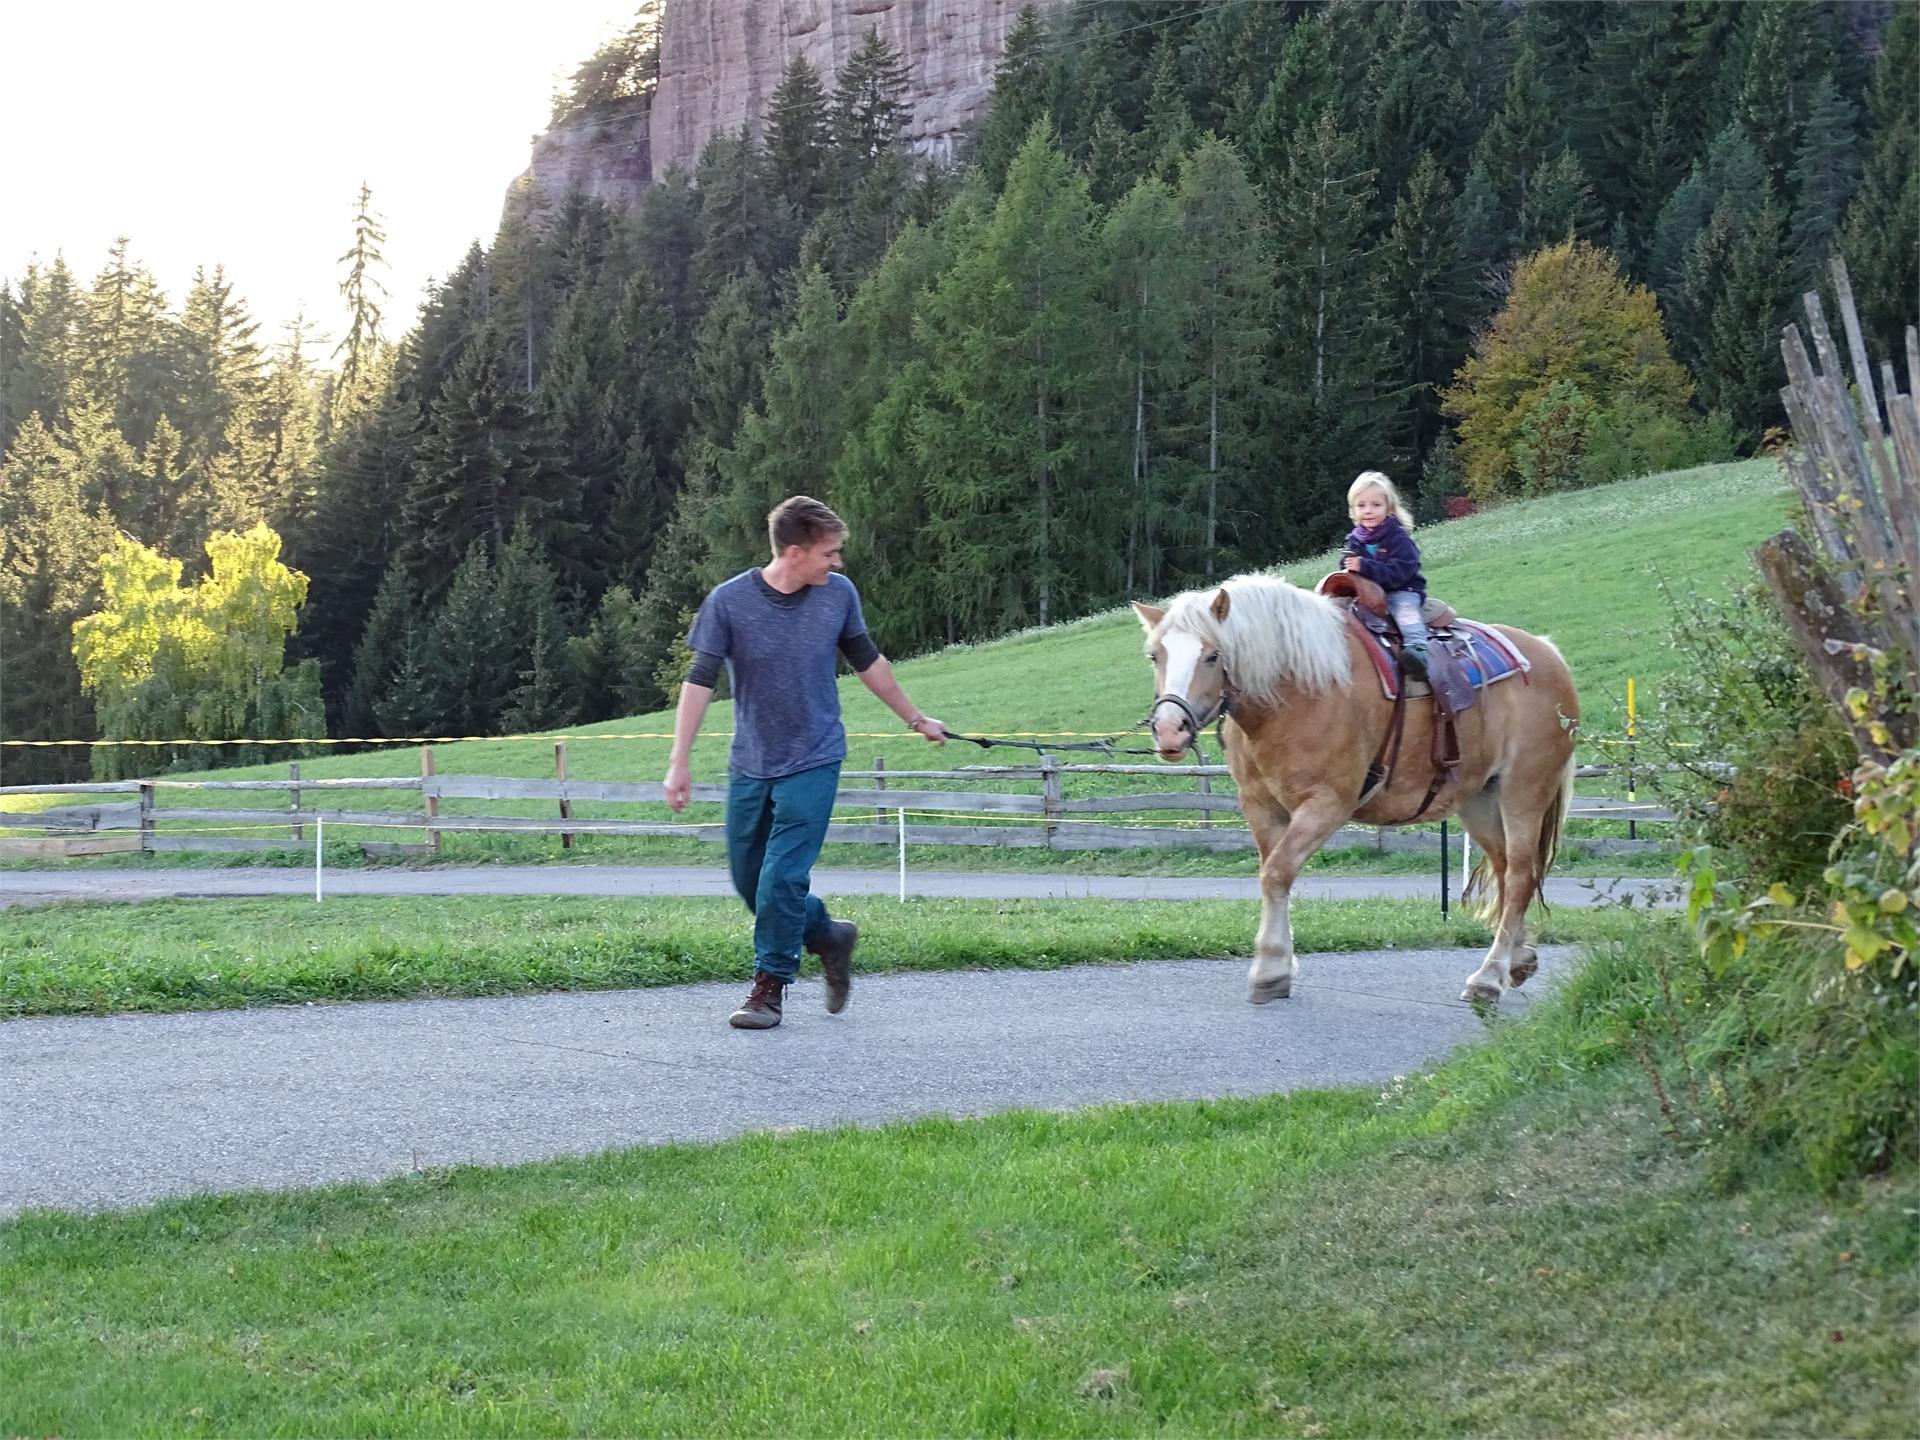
[1317,571,1466,819]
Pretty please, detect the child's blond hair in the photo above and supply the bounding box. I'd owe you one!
[1348,470,1414,528]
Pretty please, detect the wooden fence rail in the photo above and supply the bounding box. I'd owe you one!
[1,752,1683,860]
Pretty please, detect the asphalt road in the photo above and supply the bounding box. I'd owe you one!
[0,864,1675,908]
[2,945,1563,1216]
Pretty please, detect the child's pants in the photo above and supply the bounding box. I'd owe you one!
[1389,591,1429,652]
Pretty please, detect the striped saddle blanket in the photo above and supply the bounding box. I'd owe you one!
[1351,614,1531,702]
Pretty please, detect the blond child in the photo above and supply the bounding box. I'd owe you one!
[1341,471,1430,678]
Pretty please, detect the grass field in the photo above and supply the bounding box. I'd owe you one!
[7,460,1790,871]
[0,893,1659,1017]
[4,944,1909,1437]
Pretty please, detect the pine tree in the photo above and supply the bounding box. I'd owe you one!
[0,414,115,784]
[1102,175,1186,595]
[909,123,1108,635]
[831,27,912,189]
[1175,137,1271,581]
[494,521,575,732]
[174,265,264,472]
[831,218,960,649]
[1382,151,1476,461]
[689,129,782,309]
[333,182,390,416]
[566,584,654,722]
[1680,193,1796,441]
[763,54,833,222]
[5,258,87,442]
[343,557,414,738]
[1787,72,1860,282]
[404,325,552,595]
[718,267,849,578]
[1364,1,1465,207]
[1138,37,1194,181]
[1268,108,1398,526]
[1732,0,1835,189]
[296,389,419,703]
[419,539,509,734]
[1246,13,1338,195]
[1839,1,1919,368]
[1472,43,1557,241]
[261,317,326,533]
[976,6,1052,188]
[1519,149,1606,250]
[81,238,171,449]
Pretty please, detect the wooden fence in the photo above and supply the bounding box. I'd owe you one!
[0,746,1678,860]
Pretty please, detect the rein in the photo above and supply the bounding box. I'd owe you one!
[943,690,1231,760]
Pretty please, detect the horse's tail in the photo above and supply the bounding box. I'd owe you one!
[1532,748,1578,916]
[1466,847,1499,925]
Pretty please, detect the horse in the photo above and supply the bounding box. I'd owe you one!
[1133,573,1581,1004]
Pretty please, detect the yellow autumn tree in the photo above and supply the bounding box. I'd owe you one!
[1443,240,1695,500]
[72,523,324,777]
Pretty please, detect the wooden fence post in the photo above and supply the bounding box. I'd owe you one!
[1195,766,1213,826]
[421,747,441,856]
[555,740,572,850]
[1041,756,1061,849]
[138,782,154,853]
[289,762,303,843]
[873,754,886,825]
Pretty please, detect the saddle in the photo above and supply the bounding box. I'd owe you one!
[1317,571,1470,813]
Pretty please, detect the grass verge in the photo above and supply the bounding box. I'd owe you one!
[3,1023,1909,1435]
[0,895,1656,1018]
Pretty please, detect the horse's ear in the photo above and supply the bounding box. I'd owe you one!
[1131,601,1164,630]
[1210,588,1231,622]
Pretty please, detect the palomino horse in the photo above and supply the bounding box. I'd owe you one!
[1134,574,1580,1004]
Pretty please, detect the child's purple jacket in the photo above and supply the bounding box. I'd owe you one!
[1342,516,1427,595]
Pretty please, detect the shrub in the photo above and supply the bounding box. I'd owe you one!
[1652,579,1856,888]
[1514,380,1596,493]
[1444,240,1695,500]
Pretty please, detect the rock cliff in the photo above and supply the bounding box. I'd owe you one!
[512,106,654,216]
[513,0,1060,218]
[652,0,1058,177]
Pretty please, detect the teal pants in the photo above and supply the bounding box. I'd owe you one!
[724,762,839,982]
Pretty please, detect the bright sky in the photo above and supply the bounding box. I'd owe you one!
[2,1,638,355]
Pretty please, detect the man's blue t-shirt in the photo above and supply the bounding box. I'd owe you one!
[687,570,873,779]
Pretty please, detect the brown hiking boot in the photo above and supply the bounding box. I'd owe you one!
[728,971,786,1029]
[808,920,858,1014]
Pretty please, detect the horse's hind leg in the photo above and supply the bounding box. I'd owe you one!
[1462,787,1549,1004]
[1456,786,1513,1001]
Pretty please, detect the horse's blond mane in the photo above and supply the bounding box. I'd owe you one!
[1151,574,1352,700]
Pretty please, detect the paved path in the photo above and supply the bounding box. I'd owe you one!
[1,945,1562,1215]
[0,864,1674,909]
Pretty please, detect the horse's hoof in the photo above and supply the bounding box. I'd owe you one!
[1508,947,1539,988]
[1248,976,1292,1004]
[1460,982,1502,1005]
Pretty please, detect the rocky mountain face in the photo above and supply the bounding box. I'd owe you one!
[514,0,1059,216]
[514,108,654,217]
[653,0,1060,176]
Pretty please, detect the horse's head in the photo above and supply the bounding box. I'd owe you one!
[1133,588,1233,762]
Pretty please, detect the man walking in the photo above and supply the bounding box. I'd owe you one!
[663,496,951,1029]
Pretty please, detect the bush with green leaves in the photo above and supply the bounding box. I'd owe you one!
[1652,579,1857,888]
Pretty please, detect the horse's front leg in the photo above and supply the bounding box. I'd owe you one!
[1249,798,1347,1004]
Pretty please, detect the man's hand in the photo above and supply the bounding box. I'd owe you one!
[1342,555,1363,573]
[910,716,950,745]
[663,758,692,813]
